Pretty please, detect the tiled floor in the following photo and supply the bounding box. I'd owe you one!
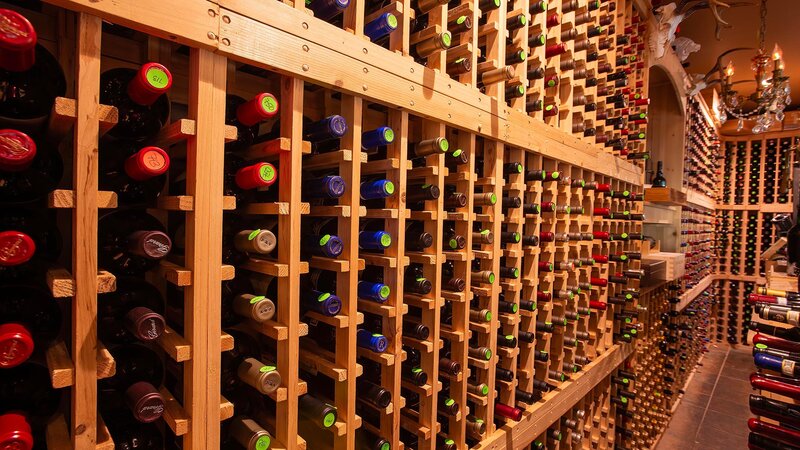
[654,344,754,450]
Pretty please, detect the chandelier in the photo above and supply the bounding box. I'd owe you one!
[717,0,790,133]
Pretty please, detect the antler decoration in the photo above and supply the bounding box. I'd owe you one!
[653,1,752,59]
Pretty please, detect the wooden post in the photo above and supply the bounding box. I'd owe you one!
[277,75,304,450]
[334,94,362,450]
[183,48,227,450]
[71,12,101,449]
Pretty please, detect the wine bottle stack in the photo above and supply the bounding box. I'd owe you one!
[715,280,755,344]
[680,207,713,289]
[715,133,797,345]
[617,8,650,162]
[682,97,719,197]
[526,380,612,450]
[304,0,652,159]
[746,286,800,450]
[616,284,713,449]
[0,6,79,449]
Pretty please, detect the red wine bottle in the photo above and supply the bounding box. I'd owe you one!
[0,208,61,282]
[99,343,165,423]
[100,63,172,141]
[750,373,800,401]
[0,284,60,368]
[99,210,171,275]
[748,417,800,447]
[748,432,799,450]
[225,93,279,151]
[0,9,66,132]
[0,361,61,449]
[224,153,277,205]
[99,276,165,344]
[99,140,169,205]
[0,129,63,204]
[749,394,800,428]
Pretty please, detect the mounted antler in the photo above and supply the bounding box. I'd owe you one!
[652,1,752,59]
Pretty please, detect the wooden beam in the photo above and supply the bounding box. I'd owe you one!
[182,48,227,450]
[71,13,101,449]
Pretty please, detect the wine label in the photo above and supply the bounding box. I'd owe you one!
[787,310,800,327]
[260,94,278,114]
[146,67,169,89]
[782,359,796,377]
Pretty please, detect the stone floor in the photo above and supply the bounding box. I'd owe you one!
[654,344,754,450]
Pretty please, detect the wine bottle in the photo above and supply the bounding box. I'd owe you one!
[302,218,344,258]
[106,417,163,450]
[224,153,278,204]
[225,93,279,151]
[0,129,63,204]
[99,141,169,205]
[0,284,60,368]
[0,361,62,449]
[307,0,350,21]
[99,343,165,423]
[98,210,172,275]
[100,62,172,141]
[0,208,61,282]
[221,275,277,326]
[222,328,281,395]
[299,394,338,429]
[359,219,392,251]
[406,220,433,252]
[365,12,398,42]
[750,394,800,428]
[99,277,165,344]
[0,9,67,132]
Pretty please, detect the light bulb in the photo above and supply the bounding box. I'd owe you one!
[772,43,783,61]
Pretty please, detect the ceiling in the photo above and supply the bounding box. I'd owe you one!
[672,0,800,109]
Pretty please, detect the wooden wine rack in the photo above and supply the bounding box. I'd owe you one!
[715,131,798,344]
[10,0,667,449]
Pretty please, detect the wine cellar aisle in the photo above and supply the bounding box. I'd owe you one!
[654,345,754,450]
[1,0,800,449]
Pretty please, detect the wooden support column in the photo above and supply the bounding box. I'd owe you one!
[277,75,304,450]
[71,12,101,449]
[184,48,227,450]
[334,94,362,450]
[383,109,409,448]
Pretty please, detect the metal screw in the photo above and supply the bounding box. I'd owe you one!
[222,15,231,23]
[207,31,217,40]
[302,64,310,71]
[221,38,230,46]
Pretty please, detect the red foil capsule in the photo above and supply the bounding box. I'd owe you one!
[495,402,523,421]
[590,301,607,310]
